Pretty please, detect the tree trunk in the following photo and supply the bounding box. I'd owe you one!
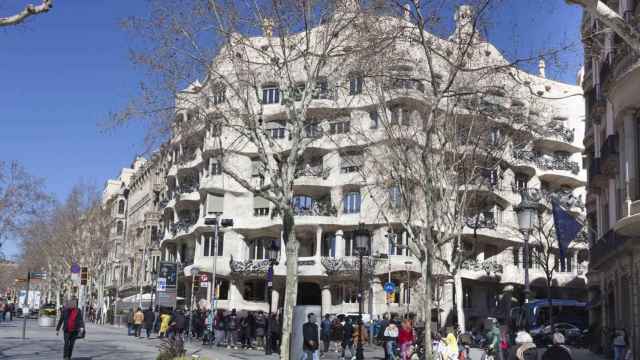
[279,211,299,360]
[547,277,554,332]
[422,243,433,360]
[454,272,466,333]
[567,0,640,53]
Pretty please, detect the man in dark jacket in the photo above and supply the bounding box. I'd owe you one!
[303,313,319,360]
[56,298,85,360]
[171,309,186,338]
[321,314,332,355]
[143,307,155,339]
[542,333,572,360]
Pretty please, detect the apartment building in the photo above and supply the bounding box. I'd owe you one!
[146,3,589,331]
[579,0,640,355]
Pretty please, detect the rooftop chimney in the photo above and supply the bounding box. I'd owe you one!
[262,18,274,37]
[451,5,478,44]
[538,57,546,78]
[402,4,411,21]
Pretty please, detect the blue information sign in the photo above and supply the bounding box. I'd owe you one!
[384,282,396,294]
[70,264,81,274]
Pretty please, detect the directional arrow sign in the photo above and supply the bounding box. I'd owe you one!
[384,282,396,294]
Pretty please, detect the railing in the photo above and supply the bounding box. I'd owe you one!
[293,200,337,216]
[537,121,575,143]
[464,211,497,229]
[170,219,196,235]
[295,165,331,179]
[229,258,271,274]
[321,256,375,274]
[177,152,197,165]
[384,78,425,93]
[512,149,580,174]
[461,259,503,275]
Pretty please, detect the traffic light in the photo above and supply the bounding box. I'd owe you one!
[80,267,88,285]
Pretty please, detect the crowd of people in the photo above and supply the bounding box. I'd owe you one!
[0,299,15,322]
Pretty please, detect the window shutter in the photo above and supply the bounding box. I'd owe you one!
[206,193,224,214]
[254,196,270,209]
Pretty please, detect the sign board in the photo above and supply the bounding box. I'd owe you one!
[200,281,209,288]
[384,282,396,294]
[200,274,208,282]
[156,262,177,308]
[71,273,81,286]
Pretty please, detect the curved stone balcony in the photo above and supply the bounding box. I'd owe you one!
[459,258,503,281]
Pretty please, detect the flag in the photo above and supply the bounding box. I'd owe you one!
[552,200,583,271]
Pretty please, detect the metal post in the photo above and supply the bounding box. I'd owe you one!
[22,271,31,340]
[188,271,196,341]
[266,262,274,355]
[356,251,364,360]
[138,246,147,308]
[406,263,410,315]
[523,230,531,303]
[114,264,120,326]
[211,214,220,313]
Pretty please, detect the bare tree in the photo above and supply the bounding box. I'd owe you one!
[0,0,52,27]
[115,1,390,357]
[0,161,51,257]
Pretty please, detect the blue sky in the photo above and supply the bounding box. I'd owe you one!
[0,1,584,258]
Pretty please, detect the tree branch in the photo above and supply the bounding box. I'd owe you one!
[0,0,53,27]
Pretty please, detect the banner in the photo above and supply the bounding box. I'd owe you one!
[156,261,178,308]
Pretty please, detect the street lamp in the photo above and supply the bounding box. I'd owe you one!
[187,265,200,341]
[204,215,233,320]
[513,188,541,303]
[265,240,280,355]
[354,222,370,360]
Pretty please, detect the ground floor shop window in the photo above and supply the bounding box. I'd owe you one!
[243,279,267,301]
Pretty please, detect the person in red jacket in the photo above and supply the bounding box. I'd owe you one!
[56,298,85,360]
[397,320,414,360]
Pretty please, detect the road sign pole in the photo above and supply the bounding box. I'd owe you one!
[22,271,31,340]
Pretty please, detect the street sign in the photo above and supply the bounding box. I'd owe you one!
[200,274,208,282]
[384,282,396,294]
[200,281,209,288]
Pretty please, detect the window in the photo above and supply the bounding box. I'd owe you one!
[343,231,355,256]
[514,173,528,191]
[270,127,287,139]
[312,79,329,99]
[203,233,224,257]
[391,107,411,126]
[254,208,270,216]
[254,196,270,216]
[321,232,336,257]
[343,191,361,214]
[212,83,226,105]
[304,122,323,138]
[248,238,271,260]
[293,195,314,215]
[118,200,125,214]
[387,230,407,256]
[329,120,350,135]
[341,153,363,173]
[369,111,379,129]
[488,127,502,146]
[463,286,473,308]
[389,186,401,209]
[349,73,364,95]
[210,158,222,176]
[116,221,124,236]
[262,85,280,104]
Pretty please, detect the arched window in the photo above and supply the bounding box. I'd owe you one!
[116,221,124,236]
[248,238,277,260]
[118,200,125,214]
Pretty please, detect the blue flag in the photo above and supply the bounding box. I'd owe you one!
[552,201,583,271]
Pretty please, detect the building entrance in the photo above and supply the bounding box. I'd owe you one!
[297,282,321,305]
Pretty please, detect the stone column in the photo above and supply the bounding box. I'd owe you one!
[321,284,332,315]
[335,230,345,257]
[399,282,405,305]
[316,226,323,258]
[271,288,280,313]
[370,277,383,318]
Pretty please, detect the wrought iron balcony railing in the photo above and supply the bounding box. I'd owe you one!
[295,165,331,179]
[464,211,498,229]
[537,121,575,143]
[293,199,337,216]
[512,149,580,174]
[461,259,503,275]
[541,188,585,210]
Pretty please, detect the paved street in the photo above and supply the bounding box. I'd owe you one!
[0,319,608,360]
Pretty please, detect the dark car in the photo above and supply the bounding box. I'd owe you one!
[531,322,583,346]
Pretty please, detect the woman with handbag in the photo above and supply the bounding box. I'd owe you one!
[56,298,85,360]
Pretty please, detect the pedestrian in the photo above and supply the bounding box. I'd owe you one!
[203,309,213,345]
[0,301,5,323]
[171,309,186,339]
[444,332,458,360]
[240,312,250,349]
[255,311,266,350]
[331,317,344,353]
[433,332,447,360]
[486,318,501,360]
[143,307,155,339]
[303,312,320,360]
[56,298,85,360]
[214,309,226,347]
[398,320,414,360]
[269,313,281,354]
[321,314,332,355]
[542,332,572,360]
[133,308,144,337]
[378,314,390,358]
[8,302,14,321]
[384,318,399,360]
[159,310,172,338]
[226,309,239,349]
[126,309,134,336]
[353,318,369,357]
[508,331,537,360]
[341,317,355,360]
[614,330,628,360]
